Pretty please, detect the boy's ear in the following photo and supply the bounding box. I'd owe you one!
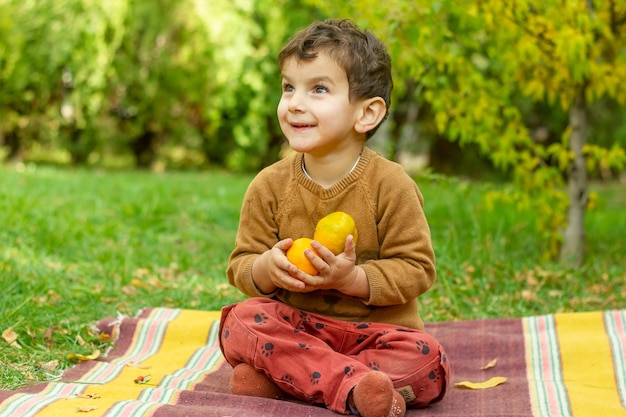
[355,97,387,135]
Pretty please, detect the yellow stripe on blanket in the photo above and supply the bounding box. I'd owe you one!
[556,311,626,416]
[37,309,222,417]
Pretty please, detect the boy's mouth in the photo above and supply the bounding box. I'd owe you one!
[291,123,315,129]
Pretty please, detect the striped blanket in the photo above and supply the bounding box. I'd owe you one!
[0,308,624,416]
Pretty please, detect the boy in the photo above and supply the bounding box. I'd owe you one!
[219,19,449,417]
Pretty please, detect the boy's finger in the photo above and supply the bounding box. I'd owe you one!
[296,272,325,287]
[309,240,333,259]
[275,238,294,252]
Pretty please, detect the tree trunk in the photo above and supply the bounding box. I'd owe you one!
[66,125,89,165]
[4,129,24,163]
[387,79,418,162]
[132,130,157,169]
[560,85,588,266]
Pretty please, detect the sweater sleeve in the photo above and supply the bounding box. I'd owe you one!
[360,167,436,307]
[226,170,281,298]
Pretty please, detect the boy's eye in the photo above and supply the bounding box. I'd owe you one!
[282,83,294,93]
[314,85,328,94]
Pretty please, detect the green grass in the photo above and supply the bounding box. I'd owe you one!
[418,176,625,322]
[1,166,624,389]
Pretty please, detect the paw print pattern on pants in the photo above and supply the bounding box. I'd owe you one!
[310,371,322,385]
[261,342,275,357]
[416,339,431,355]
[429,368,441,382]
[254,312,269,325]
[281,375,294,385]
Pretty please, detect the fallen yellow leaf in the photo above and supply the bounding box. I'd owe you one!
[74,393,101,399]
[67,349,101,362]
[76,406,98,412]
[126,361,151,369]
[481,358,497,370]
[2,327,18,344]
[98,333,113,341]
[130,278,149,288]
[521,289,536,302]
[40,360,59,371]
[455,376,508,390]
[2,327,21,349]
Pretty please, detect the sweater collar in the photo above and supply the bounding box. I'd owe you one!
[294,147,375,195]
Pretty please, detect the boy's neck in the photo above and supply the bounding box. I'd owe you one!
[302,146,364,189]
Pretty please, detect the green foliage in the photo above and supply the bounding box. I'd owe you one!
[195,0,321,170]
[107,0,217,167]
[0,0,126,163]
[0,0,319,171]
[2,1,626,261]
[311,0,626,261]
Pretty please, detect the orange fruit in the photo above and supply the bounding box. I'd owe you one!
[313,211,358,255]
[286,237,320,275]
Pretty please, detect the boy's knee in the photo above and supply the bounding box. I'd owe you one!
[393,332,450,408]
[385,328,441,361]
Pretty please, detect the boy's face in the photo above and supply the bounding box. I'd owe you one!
[277,51,364,156]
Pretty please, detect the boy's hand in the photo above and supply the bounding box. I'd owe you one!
[294,235,370,298]
[252,238,323,293]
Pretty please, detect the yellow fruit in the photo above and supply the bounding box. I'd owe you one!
[286,237,320,275]
[313,211,358,255]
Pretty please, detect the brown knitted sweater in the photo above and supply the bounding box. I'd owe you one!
[226,146,436,329]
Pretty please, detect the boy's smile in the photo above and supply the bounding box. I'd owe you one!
[290,122,316,131]
[277,52,363,157]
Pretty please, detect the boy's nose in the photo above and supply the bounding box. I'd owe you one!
[288,92,306,112]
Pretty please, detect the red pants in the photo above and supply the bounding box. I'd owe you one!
[219,298,449,414]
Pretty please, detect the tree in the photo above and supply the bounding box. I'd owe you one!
[107,0,218,168]
[1,0,322,170]
[194,0,321,171]
[56,0,127,164]
[0,0,126,164]
[494,1,626,265]
[312,0,626,265]
[0,0,25,161]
